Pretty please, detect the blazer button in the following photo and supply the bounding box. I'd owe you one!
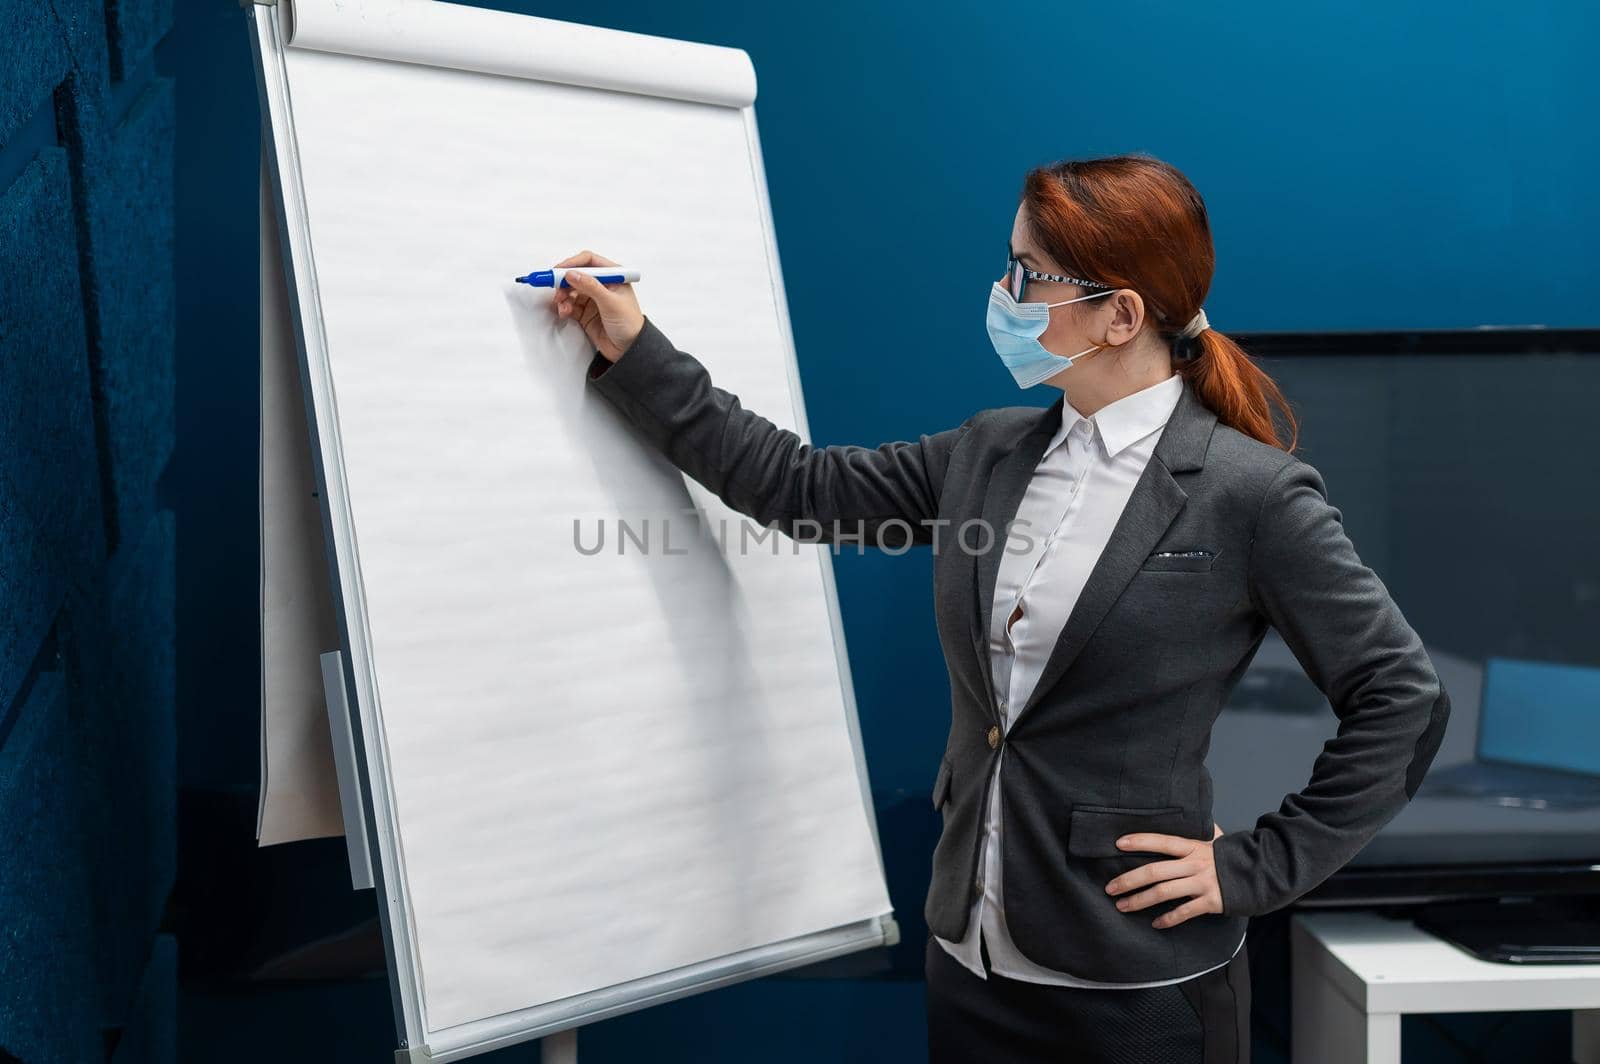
[987,725,1000,750]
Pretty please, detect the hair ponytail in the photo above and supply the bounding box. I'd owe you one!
[1021,153,1299,452]
[1182,328,1298,452]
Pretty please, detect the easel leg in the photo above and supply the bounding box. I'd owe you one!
[1575,1009,1600,1064]
[542,1028,578,1064]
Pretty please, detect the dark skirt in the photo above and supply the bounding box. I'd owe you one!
[924,933,1250,1064]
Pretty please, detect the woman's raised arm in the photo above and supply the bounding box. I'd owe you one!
[585,314,975,550]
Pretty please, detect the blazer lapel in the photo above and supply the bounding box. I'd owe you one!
[971,394,1064,713]
[972,377,1218,723]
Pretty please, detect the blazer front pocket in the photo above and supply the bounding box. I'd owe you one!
[1067,804,1189,856]
[1140,549,1217,573]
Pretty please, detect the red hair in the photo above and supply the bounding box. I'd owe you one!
[1020,153,1298,451]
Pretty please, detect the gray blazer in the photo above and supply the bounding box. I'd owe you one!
[586,317,1451,983]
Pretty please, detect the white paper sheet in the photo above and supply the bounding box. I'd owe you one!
[258,158,344,846]
[283,0,756,108]
[270,5,891,1035]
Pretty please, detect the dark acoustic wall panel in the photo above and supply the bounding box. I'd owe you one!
[107,0,175,81]
[0,671,100,1063]
[0,152,103,708]
[0,0,176,1059]
[108,934,178,1064]
[80,80,177,550]
[0,2,68,148]
[59,509,177,1027]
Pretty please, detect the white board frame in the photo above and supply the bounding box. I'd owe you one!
[245,3,899,1060]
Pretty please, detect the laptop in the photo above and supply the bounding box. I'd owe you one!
[1420,656,1600,810]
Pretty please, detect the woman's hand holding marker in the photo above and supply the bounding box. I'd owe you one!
[551,250,646,363]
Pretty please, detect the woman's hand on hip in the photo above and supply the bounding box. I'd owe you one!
[550,249,646,362]
[1102,822,1227,929]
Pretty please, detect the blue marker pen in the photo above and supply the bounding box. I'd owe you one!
[515,266,641,288]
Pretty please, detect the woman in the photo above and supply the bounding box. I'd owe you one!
[552,153,1451,1064]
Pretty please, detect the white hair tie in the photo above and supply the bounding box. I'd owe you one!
[1179,308,1210,339]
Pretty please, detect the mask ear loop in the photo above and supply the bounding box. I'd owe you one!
[1042,289,1116,310]
[1047,289,1117,366]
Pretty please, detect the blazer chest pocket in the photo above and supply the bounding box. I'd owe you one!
[932,757,953,811]
[1140,549,1217,573]
[1067,804,1189,856]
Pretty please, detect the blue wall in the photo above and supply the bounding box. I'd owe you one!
[1,0,1577,1061]
[164,3,1594,1062]
[420,0,1600,816]
[0,0,177,1059]
[168,0,1600,805]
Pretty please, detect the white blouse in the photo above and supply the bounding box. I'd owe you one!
[933,370,1246,987]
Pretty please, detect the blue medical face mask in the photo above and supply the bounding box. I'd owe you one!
[986,281,1115,389]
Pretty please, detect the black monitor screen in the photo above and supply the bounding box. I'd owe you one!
[1208,342,1600,883]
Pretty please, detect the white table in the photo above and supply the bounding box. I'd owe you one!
[1291,910,1600,1064]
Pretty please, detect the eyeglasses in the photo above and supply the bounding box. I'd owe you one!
[1004,248,1115,303]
